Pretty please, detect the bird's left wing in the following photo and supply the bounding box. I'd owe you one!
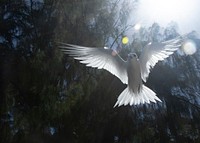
[139,36,185,82]
[59,43,128,84]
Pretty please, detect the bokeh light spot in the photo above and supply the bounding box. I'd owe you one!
[134,23,141,30]
[122,36,129,44]
[182,40,197,55]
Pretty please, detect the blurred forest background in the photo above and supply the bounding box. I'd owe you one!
[1,0,200,143]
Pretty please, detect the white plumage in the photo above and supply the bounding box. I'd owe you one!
[59,34,188,107]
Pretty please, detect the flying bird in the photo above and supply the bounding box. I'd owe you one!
[59,35,188,107]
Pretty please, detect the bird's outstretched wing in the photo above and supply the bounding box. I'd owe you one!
[59,43,128,84]
[139,36,185,82]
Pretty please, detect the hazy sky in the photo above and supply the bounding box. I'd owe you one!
[129,0,200,35]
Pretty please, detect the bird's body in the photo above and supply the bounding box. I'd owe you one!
[127,54,142,94]
[59,34,189,107]
[114,53,160,107]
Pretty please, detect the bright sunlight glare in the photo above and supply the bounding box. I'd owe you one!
[142,0,191,23]
[132,0,200,34]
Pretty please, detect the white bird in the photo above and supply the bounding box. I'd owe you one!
[59,35,187,107]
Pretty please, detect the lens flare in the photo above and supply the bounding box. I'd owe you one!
[134,23,141,30]
[122,36,129,44]
[182,40,197,55]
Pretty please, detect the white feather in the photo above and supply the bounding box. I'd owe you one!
[114,85,161,107]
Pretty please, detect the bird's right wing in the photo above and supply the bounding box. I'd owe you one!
[59,43,128,84]
[139,36,186,82]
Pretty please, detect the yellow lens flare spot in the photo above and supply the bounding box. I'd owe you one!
[122,36,129,44]
[182,40,197,55]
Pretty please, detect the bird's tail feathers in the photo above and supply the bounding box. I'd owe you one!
[114,85,161,107]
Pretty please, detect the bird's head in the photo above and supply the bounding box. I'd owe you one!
[128,53,138,60]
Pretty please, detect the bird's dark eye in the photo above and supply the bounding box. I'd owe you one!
[128,53,137,59]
